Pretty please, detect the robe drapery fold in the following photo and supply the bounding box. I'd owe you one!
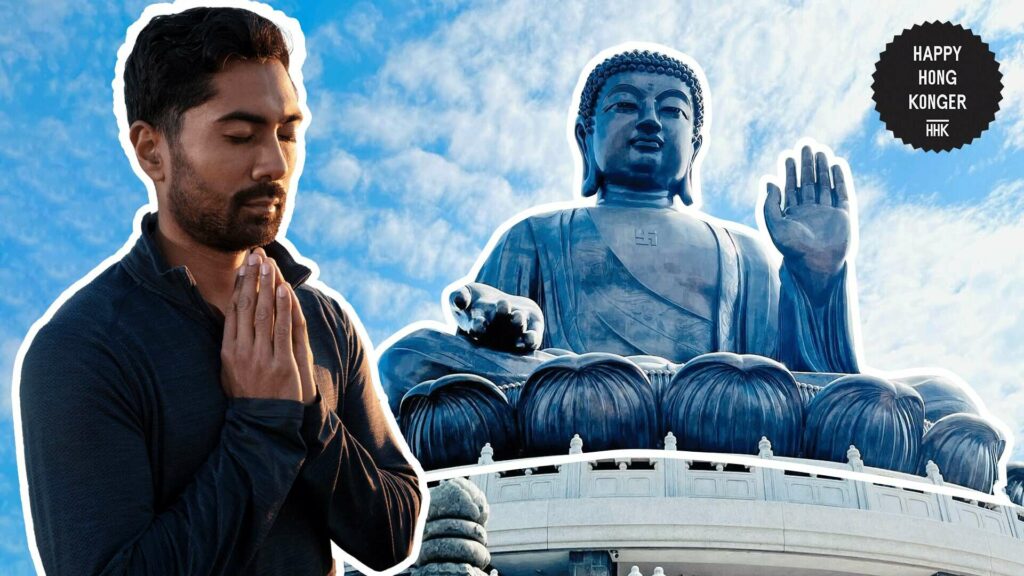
[476,207,859,374]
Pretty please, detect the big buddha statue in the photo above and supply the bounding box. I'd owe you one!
[378,48,1007,493]
[381,49,857,397]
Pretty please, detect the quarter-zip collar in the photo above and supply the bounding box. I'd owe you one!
[122,211,312,316]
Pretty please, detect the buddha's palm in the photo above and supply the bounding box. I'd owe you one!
[764,146,852,291]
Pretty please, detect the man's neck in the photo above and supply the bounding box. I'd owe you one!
[155,217,246,316]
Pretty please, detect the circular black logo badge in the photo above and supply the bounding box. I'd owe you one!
[872,21,1002,152]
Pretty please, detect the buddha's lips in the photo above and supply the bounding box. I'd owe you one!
[630,136,663,150]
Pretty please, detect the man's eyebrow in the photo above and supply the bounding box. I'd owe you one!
[215,111,304,125]
[656,89,691,105]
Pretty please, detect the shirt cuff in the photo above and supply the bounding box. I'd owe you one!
[300,391,340,458]
[225,398,306,448]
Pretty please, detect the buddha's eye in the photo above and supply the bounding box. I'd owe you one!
[661,106,690,120]
[614,101,639,112]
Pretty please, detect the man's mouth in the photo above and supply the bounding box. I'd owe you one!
[240,197,280,215]
[235,182,287,213]
[630,136,664,151]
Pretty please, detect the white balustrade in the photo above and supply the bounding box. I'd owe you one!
[467,434,1024,540]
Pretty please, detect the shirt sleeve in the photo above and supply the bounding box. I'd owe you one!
[295,295,424,572]
[19,325,307,575]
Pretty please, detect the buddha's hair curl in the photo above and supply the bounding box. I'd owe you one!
[577,50,705,145]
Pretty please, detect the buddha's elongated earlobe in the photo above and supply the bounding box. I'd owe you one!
[674,135,702,205]
[576,121,601,197]
[675,172,693,206]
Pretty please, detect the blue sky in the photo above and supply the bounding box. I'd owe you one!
[1,0,1022,572]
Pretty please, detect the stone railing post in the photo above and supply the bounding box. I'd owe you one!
[470,443,498,499]
[1002,503,1023,539]
[926,460,955,523]
[757,437,783,501]
[847,444,873,510]
[660,432,680,497]
[562,434,584,498]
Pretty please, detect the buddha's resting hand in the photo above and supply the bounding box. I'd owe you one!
[449,282,545,352]
[763,145,852,303]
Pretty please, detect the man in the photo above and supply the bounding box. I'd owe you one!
[17,6,422,575]
[379,48,860,415]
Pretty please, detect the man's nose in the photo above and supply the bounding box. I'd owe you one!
[636,101,661,134]
[252,137,289,182]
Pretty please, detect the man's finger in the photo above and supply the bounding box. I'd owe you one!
[273,282,292,357]
[815,151,830,204]
[833,165,850,210]
[253,258,276,357]
[784,157,798,209]
[289,288,316,404]
[799,146,814,204]
[236,253,261,349]
[223,264,245,347]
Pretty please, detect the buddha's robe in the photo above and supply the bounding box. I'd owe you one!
[380,205,859,415]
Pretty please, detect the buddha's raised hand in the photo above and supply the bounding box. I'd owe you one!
[763,145,853,302]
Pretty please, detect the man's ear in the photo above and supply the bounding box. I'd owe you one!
[129,120,167,183]
[576,120,600,198]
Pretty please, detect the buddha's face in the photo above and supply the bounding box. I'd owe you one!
[591,71,695,193]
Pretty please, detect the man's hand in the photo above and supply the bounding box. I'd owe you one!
[221,252,303,402]
[764,145,852,301]
[449,282,544,352]
[288,282,317,405]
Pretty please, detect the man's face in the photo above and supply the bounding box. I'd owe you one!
[165,59,302,252]
[591,71,695,193]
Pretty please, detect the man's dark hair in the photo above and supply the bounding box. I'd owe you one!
[124,7,290,139]
[577,50,705,148]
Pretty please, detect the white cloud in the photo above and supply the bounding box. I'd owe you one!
[996,39,1024,151]
[856,179,1024,458]
[370,148,528,236]
[367,210,479,280]
[291,190,367,248]
[343,3,383,46]
[314,258,445,344]
[318,149,363,193]
[873,128,916,153]
[977,0,1024,40]
[0,338,20,417]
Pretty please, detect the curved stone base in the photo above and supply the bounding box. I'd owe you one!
[485,497,1024,576]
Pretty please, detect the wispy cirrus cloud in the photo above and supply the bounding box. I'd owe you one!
[857,179,1024,457]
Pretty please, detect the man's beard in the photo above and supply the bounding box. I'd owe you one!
[166,145,287,252]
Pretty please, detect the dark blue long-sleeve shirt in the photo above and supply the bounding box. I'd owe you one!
[18,212,422,575]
